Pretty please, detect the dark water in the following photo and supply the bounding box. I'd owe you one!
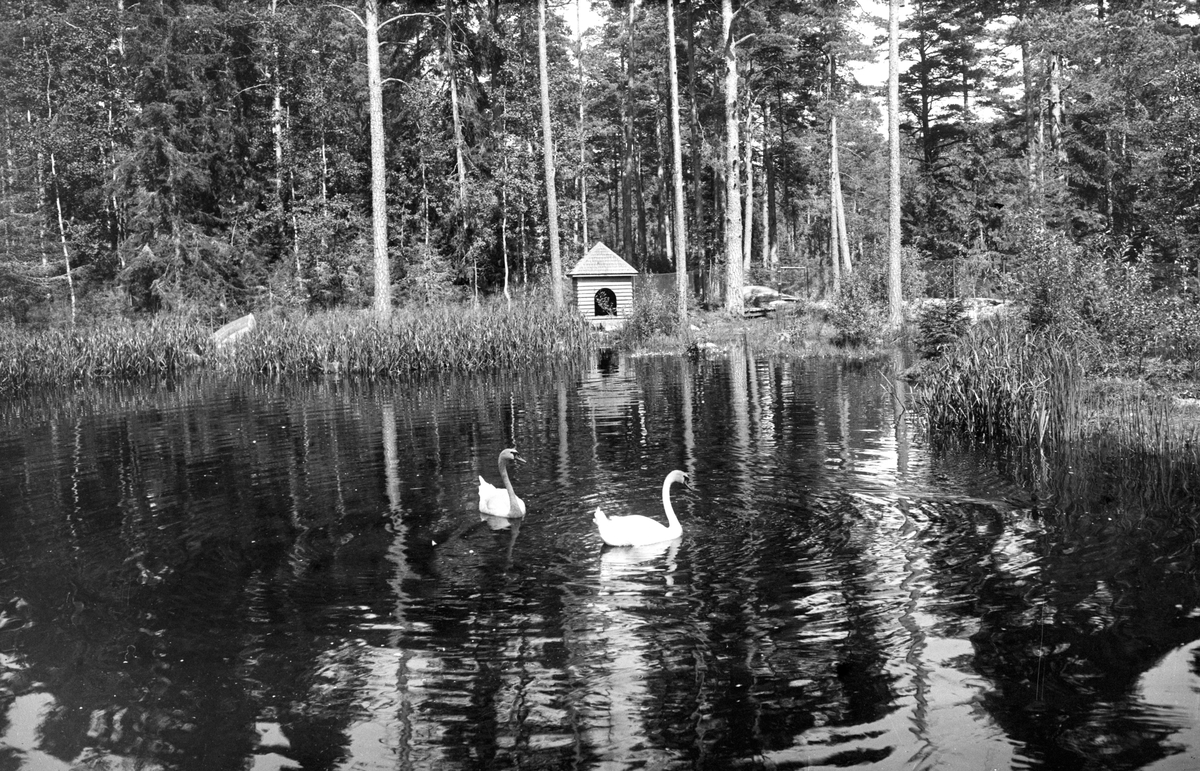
[1,350,1199,770]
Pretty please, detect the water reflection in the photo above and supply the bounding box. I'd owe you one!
[0,358,1198,769]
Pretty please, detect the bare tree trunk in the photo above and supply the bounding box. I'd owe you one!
[761,102,773,277]
[621,1,636,264]
[50,153,75,323]
[832,127,851,275]
[365,0,390,317]
[655,113,671,267]
[446,0,472,302]
[722,0,744,314]
[828,112,841,295]
[887,0,904,328]
[742,101,754,274]
[538,0,563,307]
[686,3,703,297]
[1048,52,1065,168]
[667,0,688,326]
[577,0,588,249]
[1021,11,1038,196]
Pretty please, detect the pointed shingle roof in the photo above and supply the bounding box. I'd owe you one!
[568,242,639,277]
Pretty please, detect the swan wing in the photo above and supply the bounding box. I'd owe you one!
[596,513,675,547]
[478,476,501,513]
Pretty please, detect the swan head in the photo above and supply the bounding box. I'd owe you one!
[500,447,526,466]
[668,469,690,488]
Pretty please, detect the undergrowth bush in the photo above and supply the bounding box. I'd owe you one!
[616,279,681,347]
[827,273,884,347]
[916,298,969,359]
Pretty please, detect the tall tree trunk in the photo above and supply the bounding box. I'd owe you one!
[761,101,773,277]
[446,0,472,301]
[538,0,563,307]
[365,0,390,317]
[1048,52,1065,169]
[667,0,688,326]
[722,0,743,314]
[50,153,75,323]
[577,0,588,249]
[828,111,841,294]
[621,1,636,264]
[270,0,284,214]
[887,0,904,328]
[636,145,648,268]
[686,2,703,297]
[742,101,754,274]
[832,122,851,275]
[655,112,671,267]
[1021,2,1038,196]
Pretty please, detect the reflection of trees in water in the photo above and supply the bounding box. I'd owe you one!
[5,359,1200,768]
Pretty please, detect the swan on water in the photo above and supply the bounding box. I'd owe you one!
[478,448,527,517]
[593,470,690,547]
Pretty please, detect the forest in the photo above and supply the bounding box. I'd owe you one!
[0,0,1198,327]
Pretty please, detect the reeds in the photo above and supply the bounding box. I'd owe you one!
[0,297,596,394]
[0,317,207,392]
[914,319,1084,455]
[915,316,1200,512]
[222,299,594,376]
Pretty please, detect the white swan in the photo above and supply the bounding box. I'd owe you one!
[478,448,527,517]
[593,470,690,547]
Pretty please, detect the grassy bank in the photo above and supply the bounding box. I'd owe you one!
[0,297,594,394]
[912,315,1200,510]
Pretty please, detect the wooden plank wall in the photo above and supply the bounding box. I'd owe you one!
[573,277,634,318]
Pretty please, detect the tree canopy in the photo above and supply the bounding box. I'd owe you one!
[0,0,1197,320]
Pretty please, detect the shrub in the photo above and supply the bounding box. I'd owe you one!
[916,298,969,359]
[827,273,884,347]
[617,279,681,347]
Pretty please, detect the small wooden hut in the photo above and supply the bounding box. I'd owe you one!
[568,242,639,329]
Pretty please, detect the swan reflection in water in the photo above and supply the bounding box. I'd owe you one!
[582,536,682,767]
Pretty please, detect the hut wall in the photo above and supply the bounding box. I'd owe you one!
[573,277,634,318]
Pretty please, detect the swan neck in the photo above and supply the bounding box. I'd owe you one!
[662,476,681,531]
[499,457,519,507]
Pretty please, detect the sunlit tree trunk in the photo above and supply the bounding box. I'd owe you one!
[446,0,472,301]
[828,111,841,295]
[686,3,703,300]
[761,102,774,277]
[1048,52,1065,169]
[667,0,688,326]
[742,102,754,274]
[722,0,744,315]
[621,1,635,264]
[365,0,390,317]
[51,153,75,323]
[887,0,904,328]
[577,0,588,249]
[538,0,563,308]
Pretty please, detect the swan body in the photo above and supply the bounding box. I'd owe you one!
[593,470,690,547]
[478,448,527,517]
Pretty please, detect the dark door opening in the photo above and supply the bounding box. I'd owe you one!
[594,288,618,316]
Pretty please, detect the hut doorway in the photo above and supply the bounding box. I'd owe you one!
[594,288,618,316]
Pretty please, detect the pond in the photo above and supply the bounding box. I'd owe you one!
[1,349,1200,770]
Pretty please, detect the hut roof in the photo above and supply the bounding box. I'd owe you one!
[568,242,639,277]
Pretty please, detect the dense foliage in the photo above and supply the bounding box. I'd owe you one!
[0,0,1197,327]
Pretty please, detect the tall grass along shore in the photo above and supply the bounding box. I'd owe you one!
[0,298,594,394]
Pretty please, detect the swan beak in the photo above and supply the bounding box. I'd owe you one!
[513,452,527,465]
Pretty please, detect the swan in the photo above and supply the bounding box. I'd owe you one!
[593,470,690,547]
[478,448,527,517]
